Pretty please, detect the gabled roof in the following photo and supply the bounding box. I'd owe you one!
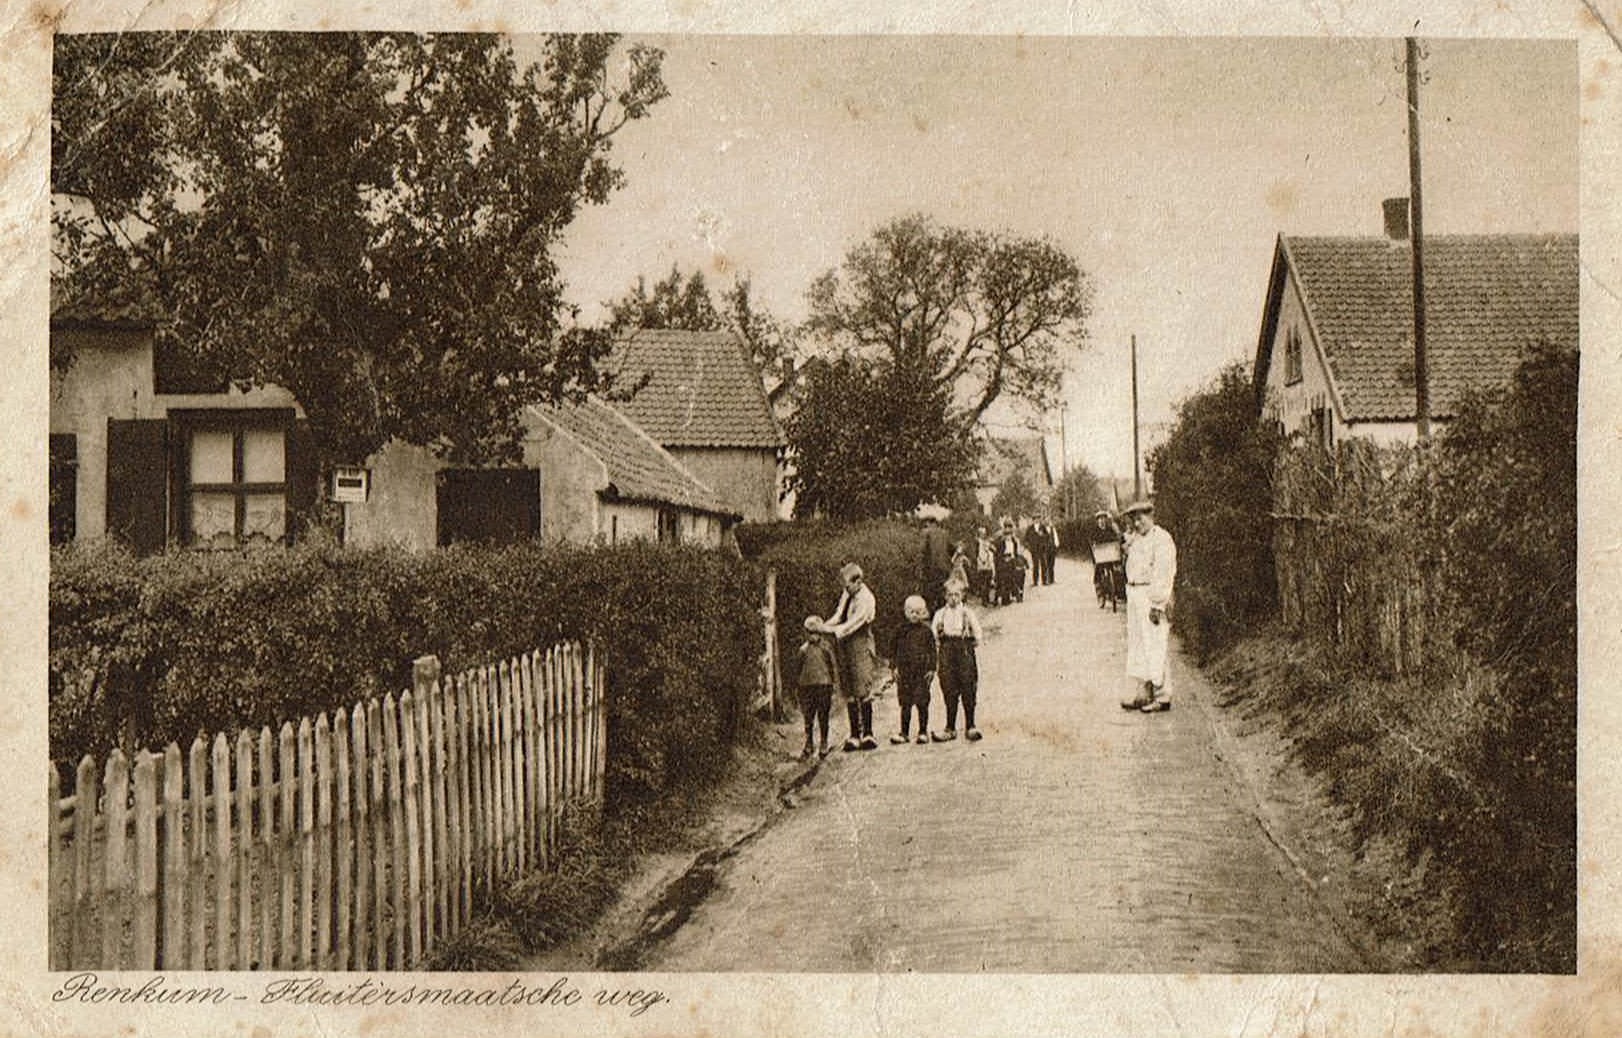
[607,328,785,449]
[1255,233,1578,422]
[528,396,739,518]
[976,435,1054,489]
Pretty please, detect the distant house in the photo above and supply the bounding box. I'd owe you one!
[1253,219,1578,448]
[50,315,738,553]
[607,328,786,522]
[353,397,739,550]
[972,435,1056,518]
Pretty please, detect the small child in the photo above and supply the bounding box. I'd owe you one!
[794,616,839,760]
[931,579,984,741]
[888,594,937,745]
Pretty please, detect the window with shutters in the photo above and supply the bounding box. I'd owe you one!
[657,506,679,544]
[173,409,294,548]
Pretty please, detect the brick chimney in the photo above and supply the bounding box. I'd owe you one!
[1382,197,1410,241]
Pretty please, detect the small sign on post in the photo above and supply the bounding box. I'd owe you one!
[332,467,370,504]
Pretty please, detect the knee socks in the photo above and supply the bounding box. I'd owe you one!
[962,687,977,730]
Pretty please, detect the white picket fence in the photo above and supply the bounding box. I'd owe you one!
[49,641,606,970]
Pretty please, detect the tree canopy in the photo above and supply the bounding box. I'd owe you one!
[782,353,977,521]
[52,32,667,465]
[806,213,1092,424]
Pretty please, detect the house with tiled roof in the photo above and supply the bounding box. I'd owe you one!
[334,396,741,550]
[1253,220,1578,448]
[608,328,786,522]
[50,308,739,553]
[972,435,1056,518]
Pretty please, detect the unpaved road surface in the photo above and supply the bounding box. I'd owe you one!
[639,560,1369,973]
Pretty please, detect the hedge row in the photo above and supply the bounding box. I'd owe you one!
[737,518,933,672]
[49,539,763,810]
[1152,346,1576,970]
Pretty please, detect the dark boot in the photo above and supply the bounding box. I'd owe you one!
[843,702,862,751]
[859,702,878,749]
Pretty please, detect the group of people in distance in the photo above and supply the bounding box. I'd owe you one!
[793,499,1180,760]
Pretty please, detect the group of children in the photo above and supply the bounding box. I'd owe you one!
[795,578,983,761]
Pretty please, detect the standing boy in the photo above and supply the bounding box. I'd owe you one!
[795,616,840,759]
[888,595,937,745]
[931,580,984,741]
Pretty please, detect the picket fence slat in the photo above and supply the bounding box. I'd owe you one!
[133,752,158,968]
[351,702,371,971]
[51,638,609,972]
[188,737,208,970]
[277,723,296,969]
[73,756,98,966]
[296,719,315,969]
[162,744,185,969]
[257,728,275,971]
[315,713,334,971]
[367,700,386,969]
[235,731,254,970]
[336,708,353,971]
[383,694,405,969]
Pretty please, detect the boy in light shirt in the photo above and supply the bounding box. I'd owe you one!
[930,580,984,742]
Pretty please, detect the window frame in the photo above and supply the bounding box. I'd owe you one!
[170,408,295,548]
[1283,327,1305,386]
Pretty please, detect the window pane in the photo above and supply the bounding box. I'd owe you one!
[242,493,286,543]
[242,427,285,483]
[190,491,236,545]
[190,429,234,484]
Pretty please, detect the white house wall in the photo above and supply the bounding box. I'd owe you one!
[49,326,300,541]
[1262,271,1344,441]
[668,446,780,524]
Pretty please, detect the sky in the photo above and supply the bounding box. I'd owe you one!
[540,35,1578,480]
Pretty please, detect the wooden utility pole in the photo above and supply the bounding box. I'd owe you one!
[1406,36,1432,443]
[1130,334,1143,499]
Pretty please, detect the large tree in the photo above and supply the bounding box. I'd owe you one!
[783,353,977,521]
[606,265,724,332]
[52,32,667,465]
[805,213,1092,424]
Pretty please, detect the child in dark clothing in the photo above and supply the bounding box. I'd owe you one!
[795,616,839,759]
[888,595,937,745]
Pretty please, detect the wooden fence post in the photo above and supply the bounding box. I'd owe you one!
[72,755,98,967]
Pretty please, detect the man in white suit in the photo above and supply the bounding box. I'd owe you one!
[1119,499,1177,713]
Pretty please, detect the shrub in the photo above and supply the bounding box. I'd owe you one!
[1147,363,1284,658]
[50,539,763,814]
[739,518,929,672]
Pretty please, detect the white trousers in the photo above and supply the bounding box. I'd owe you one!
[1125,585,1171,696]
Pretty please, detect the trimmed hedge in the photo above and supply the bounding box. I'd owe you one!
[50,539,762,810]
[738,518,930,670]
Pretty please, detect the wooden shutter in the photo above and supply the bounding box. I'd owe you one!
[49,434,77,545]
[106,419,170,555]
[286,420,321,543]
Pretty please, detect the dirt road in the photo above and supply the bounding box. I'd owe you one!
[638,561,1370,972]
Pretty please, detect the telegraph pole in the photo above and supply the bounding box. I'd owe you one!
[1130,334,1143,499]
[1406,36,1432,443]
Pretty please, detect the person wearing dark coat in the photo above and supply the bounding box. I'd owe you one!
[919,514,954,614]
[888,595,938,744]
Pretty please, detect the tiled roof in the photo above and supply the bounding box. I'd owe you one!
[50,281,164,328]
[607,328,785,448]
[1280,233,1578,421]
[528,396,738,517]
[976,436,1053,489]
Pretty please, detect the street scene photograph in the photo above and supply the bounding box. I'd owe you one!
[42,26,1579,997]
